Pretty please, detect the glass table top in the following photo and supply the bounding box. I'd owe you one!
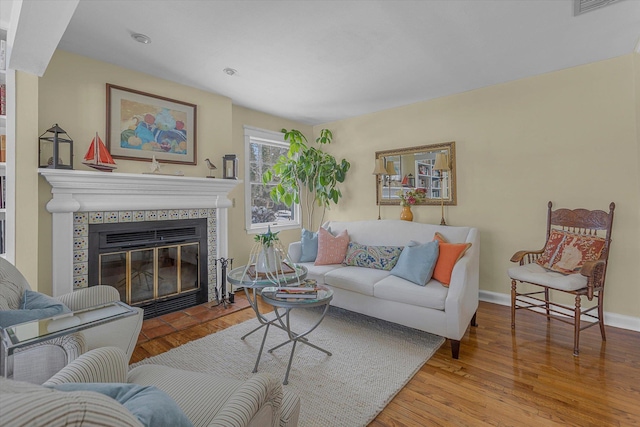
[227,263,307,288]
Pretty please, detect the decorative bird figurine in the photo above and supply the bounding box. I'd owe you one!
[149,155,161,173]
[205,158,217,178]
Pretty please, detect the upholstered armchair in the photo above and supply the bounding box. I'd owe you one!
[0,257,143,383]
[2,346,300,427]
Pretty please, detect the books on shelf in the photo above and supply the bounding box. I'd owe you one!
[0,40,5,71]
[0,84,5,116]
[274,286,319,299]
[0,134,5,162]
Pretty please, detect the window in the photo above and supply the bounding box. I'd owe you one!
[244,126,300,234]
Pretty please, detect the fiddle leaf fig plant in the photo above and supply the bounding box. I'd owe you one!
[262,128,350,230]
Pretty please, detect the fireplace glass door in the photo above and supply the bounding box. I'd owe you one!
[99,243,200,305]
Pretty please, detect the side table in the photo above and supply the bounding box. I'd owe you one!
[261,285,333,385]
[1,301,137,379]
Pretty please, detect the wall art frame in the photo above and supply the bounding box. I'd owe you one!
[106,84,197,165]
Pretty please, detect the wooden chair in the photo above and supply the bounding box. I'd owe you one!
[508,201,615,356]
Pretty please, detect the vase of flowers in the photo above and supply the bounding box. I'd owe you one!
[254,226,282,272]
[396,188,427,222]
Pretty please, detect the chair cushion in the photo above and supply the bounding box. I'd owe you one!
[300,228,319,262]
[315,228,349,265]
[508,263,588,291]
[0,290,71,328]
[344,242,403,271]
[536,229,606,274]
[389,240,439,285]
[51,383,193,427]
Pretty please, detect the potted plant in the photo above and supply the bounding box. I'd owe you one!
[262,129,350,230]
[254,226,282,272]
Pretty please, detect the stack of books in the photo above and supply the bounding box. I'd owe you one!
[275,286,318,299]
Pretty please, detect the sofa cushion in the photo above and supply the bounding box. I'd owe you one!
[324,266,390,296]
[535,229,606,274]
[0,290,71,328]
[315,228,350,265]
[300,228,319,262]
[299,262,344,284]
[51,383,193,427]
[390,240,439,285]
[373,275,448,310]
[343,242,403,271]
[508,262,588,291]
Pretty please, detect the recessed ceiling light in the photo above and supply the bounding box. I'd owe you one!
[131,33,151,44]
[223,68,237,76]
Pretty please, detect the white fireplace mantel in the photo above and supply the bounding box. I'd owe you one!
[39,169,242,296]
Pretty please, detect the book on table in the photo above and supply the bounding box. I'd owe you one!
[274,286,318,299]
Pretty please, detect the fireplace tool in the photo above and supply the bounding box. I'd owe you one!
[214,257,234,308]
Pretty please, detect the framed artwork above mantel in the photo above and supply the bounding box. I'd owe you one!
[106,84,197,165]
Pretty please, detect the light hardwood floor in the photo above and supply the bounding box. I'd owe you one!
[133,298,640,427]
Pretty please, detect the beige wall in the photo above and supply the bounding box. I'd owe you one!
[32,50,311,290]
[14,71,39,287]
[314,55,640,319]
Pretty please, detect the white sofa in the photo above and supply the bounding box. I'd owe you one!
[288,219,479,358]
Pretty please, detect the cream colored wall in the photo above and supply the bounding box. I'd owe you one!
[31,50,311,290]
[230,105,313,266]
[315,55,640,319]
[14,71,40,288]
[36,50,234,291]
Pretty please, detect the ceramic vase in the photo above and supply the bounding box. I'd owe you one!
[400,205,413,221]
[256,246,281,272]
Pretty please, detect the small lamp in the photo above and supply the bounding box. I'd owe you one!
[39,124,74,169]
[372,158,387,220]
[385,161,395,199]
[434,153,450,225]
[222,154,238,179]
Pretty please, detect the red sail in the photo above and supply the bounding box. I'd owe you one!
[83,133,117,171]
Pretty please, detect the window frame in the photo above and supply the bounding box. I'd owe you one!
[243,125,301,235]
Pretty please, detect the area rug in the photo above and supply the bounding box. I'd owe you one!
[132,306,444,427]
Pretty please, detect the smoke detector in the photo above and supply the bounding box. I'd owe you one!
[574,0,624,16]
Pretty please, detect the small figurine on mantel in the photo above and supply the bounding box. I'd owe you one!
[149,155,161,173]
[204,158,217,178]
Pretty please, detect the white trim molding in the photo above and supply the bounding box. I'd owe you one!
[480,290,640,333]
[40,169,242,296]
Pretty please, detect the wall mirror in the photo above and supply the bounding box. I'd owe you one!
[375,141,457,206]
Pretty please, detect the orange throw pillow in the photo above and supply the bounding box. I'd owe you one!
[432,232,471,286]
[315,228,350,265]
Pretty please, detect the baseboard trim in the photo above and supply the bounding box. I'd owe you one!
[479,290,640,333]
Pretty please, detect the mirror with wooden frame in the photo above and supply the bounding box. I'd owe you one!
[375,142,457,206]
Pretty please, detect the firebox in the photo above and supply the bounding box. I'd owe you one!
[88,219,208,319]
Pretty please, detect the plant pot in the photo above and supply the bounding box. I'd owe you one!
[400,205,413,222]
[256,246,281,273]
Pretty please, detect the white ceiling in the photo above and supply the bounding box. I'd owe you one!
[7,0,640,125]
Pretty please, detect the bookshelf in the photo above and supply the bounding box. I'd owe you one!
[0,26,14,261]
[416,159,441,198]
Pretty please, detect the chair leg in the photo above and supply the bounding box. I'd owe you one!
[544,288,550,319]
[598,291,606,341]
[510,280,517,329]
[573,295,581,356]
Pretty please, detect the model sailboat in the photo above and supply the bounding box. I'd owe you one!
[83,132,117,172]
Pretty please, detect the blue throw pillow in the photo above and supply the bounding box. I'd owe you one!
[390,240,439,286]
[51,383,193,427]
[0,290,71,328]
[300,228,319,262]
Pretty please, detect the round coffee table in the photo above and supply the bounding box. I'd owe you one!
[261,285,333,384]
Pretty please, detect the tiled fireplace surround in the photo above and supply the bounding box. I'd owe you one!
[39,169,241,300]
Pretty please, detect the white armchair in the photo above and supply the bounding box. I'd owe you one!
[0,257,143,384]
